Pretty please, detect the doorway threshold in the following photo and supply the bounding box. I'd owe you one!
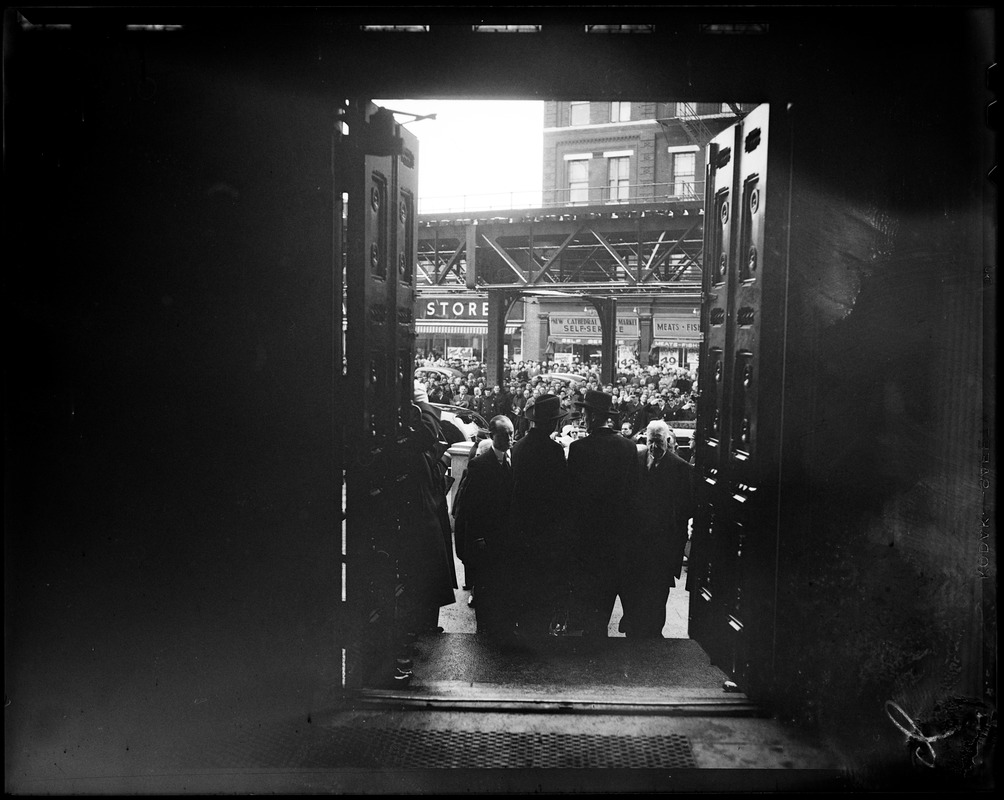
[354,632,759,716]
[356,681,762,715]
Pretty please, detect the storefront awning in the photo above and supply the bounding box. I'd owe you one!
[417,323,520,335]
[549,337,639,345]
[653,340,701,349]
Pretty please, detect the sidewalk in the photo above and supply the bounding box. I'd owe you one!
[439,548,690,638]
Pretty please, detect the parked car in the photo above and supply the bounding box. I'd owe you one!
[432,404,490,446]
[670,420,695,462]
[415,366,487,445]
[538,372,584,384]
[416,364,462,380]
[627,420,695,462]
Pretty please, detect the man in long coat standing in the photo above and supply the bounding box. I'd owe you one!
[452,415,516,639]
[412,383,460,598]
[399,388,459,634]
[380,386,458,686]
[619,419,695,638]
[566,389,640,638]
[508,394,571,639]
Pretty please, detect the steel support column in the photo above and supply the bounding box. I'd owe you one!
[465,223,478,290]
[587,296,617,386]
[486,289,521,389]
[639,314,654,365]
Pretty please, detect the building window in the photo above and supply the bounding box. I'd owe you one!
[568,159,589,204]
[607,156,630,203]
[610,101,631,122]
[673,152,697,198]
[569,102,590,126]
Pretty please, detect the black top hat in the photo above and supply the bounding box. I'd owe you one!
[523,393,566,422]
[573,389,619,419]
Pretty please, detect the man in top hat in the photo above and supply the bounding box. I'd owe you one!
[508,393,572,638]
[566,389,641,638]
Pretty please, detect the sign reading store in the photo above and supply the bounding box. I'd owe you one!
[418,295,525,323]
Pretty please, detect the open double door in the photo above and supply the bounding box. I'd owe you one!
[335,100,783,699]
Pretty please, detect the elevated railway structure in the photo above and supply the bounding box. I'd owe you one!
[416,196,706,383]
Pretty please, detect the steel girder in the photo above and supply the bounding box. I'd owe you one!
[416,202,704,297]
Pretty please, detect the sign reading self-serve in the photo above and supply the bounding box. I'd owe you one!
[418,296,525,323]
[549,314,639,340]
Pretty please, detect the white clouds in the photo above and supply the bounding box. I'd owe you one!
[375,99,544,211]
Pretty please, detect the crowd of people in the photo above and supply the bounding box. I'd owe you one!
[382,359,699,685]
[450,388,695,645]
[415,354,699,439]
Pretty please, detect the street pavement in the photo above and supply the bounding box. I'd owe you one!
[439,545,690,638]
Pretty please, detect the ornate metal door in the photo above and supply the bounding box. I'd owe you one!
[333,100,419,691]
[689,104,779,691]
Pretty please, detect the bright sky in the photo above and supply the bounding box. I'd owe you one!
[375,99,544,213]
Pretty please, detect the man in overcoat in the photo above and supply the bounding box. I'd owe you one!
[566,389,640,638]
[619,419,695,638]
[379,385,459,686]
[508,394,571,638]
[401,385,459,633]
[452,415,516,639]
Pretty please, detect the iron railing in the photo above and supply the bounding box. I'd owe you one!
[417,181,705,215]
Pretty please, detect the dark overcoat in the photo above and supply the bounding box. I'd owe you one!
[417,401,460,591]
[619,448,696,637]
[566,426,640,635]
[509,427,572,634]
[397,403,458,630]
[452,447,515,635]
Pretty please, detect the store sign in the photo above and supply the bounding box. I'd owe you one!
[549,314,639,339]
[653,314,703,341]
[418,296,524,323]
[655,341,701,350]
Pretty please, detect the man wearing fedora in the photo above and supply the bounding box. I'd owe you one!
[509,393,572,638]
[566,388,640,638]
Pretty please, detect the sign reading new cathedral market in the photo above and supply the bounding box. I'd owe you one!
[548,312,639,343]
